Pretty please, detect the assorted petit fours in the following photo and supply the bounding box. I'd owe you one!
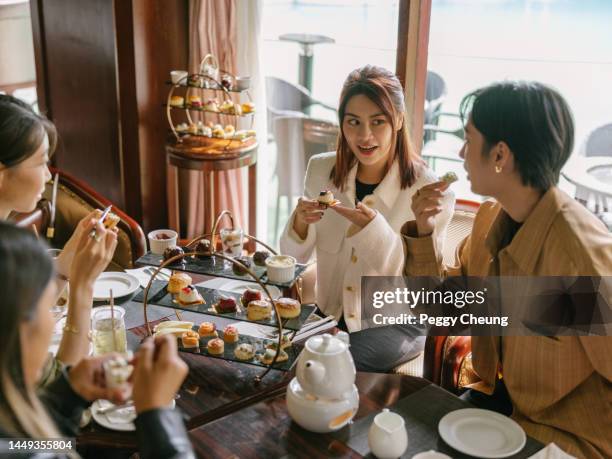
[232,256,252,275]
[204,98,220,112]
[234,343,255,361]
[181,330,200,349]
[177,285,204,306]
[274,297,301,319]
[216,296,238,313]
[167,272,193,294]
[219,100,233,113]
[175,122,189,133]
[222,325,239,343]
[163,245,185,262]
[317,190,336,207]
[440,171,459,185]
[170,95,184,108]
[260,348,289,365]
[187,95,202,108]
[207,338,225,355]
[266,334,292,350]
[103,212,120,230]
[198,321,218,338]
[189,75,203,87]
[103,356,133,389]
[187,123,198,135]
[241,102,255,114]
[194,239,212,258]
[247,299,272,321]
[153,320,194,337]
[224,124,235,135]
[241,288,262,307]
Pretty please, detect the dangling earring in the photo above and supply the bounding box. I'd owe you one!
[495,165,502,174]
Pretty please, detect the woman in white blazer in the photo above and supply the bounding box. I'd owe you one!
[280,66,455,371]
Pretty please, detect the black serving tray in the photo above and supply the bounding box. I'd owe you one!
[133,280,316,331]
[175,326,300,372]
[136,250,308,289]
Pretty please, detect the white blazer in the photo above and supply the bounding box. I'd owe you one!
[280,152,455,332]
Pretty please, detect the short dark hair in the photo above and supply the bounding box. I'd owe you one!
[459,81,574,191]
[0,95,57,168]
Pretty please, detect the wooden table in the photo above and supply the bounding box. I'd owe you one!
[165,137,258,242]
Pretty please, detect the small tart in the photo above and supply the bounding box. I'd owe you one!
[207,338,225,355]
[222,325,239,343]
[181,330,199,349]
[260,348,289,365]
[198,321,218,338]
[266,335,292,350]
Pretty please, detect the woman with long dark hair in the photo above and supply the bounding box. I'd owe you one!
[0,94,116,382]
[280,66,455,371]
[405,81,612,457]
[0,222,193,458]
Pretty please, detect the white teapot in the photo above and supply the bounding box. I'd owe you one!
[295,333,356,399]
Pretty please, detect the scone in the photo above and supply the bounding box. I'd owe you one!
[207,338,224,355]
[198,322,218,338]
[222,325,239,343]
[247,300,272,321]
[167,272,192,294]
[234,343,255,361]
[274,297,301,319]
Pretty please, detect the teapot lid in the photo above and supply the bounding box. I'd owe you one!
[306,333,346,355]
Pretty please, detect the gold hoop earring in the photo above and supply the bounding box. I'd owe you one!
[495,165,502,174]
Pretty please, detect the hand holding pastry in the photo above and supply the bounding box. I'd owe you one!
[68,354,131,404]
[293,197,324,239]
[411,181,449,237]
[131,335,188,414]
[55,209,102,278]
[68,218,118,287]
[330,201,377,229]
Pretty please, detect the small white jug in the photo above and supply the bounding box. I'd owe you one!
[368,408,408,459]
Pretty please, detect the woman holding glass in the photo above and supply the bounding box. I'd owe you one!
[0,95,116,384]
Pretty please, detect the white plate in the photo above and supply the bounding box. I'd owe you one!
[91,399,175,432]
[438,408,526,458]
[197,278,282,299]
[93,272,141,301]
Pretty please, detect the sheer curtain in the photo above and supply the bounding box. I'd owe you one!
[184,0,245,237]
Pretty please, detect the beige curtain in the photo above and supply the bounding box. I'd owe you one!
[182,0,245,237]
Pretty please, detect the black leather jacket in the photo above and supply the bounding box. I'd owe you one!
[0,369,194,459]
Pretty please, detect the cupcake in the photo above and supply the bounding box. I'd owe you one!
[181,330,199,349]
[274,297,301,319]
[170,95,184,108]
[163,246,185,262]
[232,256,252,276]
[260,348,289,365]
[207,338,224,355]
[216,296,237,313]
[198,321,218,338]
[241,288,262,308]
[177,285,204,306]
[222,325,239,343]
[241,102,255,114]
[167,272,192,294]
[194,239,212,259]
[247,299,272,321]
[187,95,202,108]
[234,343,255,361]
[252,250,270,267]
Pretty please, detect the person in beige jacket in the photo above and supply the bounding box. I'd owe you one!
[403,81,612,458]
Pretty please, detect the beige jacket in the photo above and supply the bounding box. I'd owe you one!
[402,187,612,459]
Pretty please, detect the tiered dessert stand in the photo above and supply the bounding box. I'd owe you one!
[137,211,312,383]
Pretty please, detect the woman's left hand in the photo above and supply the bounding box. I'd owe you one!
[55,209,102,278]
[68,354,131,403]
[330,201,377,229]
